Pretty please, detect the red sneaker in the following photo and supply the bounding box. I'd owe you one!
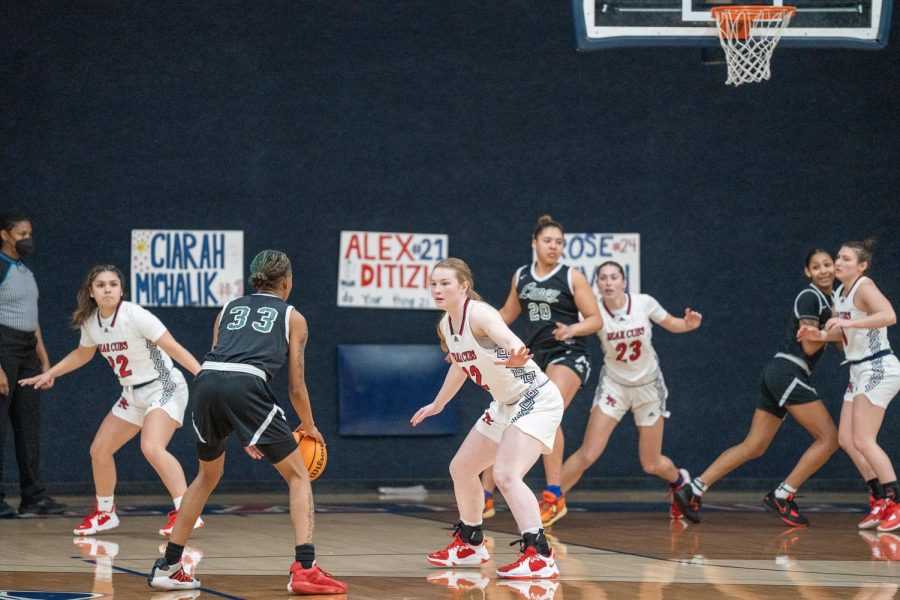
[539,491,567,527]
[860,498,888,530]
[496,545,559,579]
[159,509,205,537]
[877,499,900,532]
[427,533,490,566]
[287,562,348,595]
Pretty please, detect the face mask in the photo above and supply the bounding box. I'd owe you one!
[15,238,34,257]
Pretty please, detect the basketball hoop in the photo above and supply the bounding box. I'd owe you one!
[711,5,797,86]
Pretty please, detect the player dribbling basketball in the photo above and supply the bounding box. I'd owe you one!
[148,250,346,595]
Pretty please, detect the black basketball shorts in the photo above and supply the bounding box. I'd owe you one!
[190,370,297,463]
[532,344,592,387]
[757,356,820,419]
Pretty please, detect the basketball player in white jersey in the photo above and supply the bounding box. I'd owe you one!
[799,240,900,531]
[559,261,702,517]
[411,258,564,579]
[20,265,204,537]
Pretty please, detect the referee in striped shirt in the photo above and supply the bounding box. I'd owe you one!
[0,209,64,517]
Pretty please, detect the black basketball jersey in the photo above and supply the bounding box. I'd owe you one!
[204,293,292,380]
[777,284,833,369]
[515,263,587,352]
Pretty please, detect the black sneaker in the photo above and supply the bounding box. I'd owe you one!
[0,500,16,518]
[673,485,702,523]
[18,497,66,516]
[763,490,809,527]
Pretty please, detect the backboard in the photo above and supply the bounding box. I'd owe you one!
[572,0,892,49]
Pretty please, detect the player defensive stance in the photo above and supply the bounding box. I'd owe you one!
[799,240,900,532]
[20,265,203,537]
[148,250,346,594]
[412,258,564,579]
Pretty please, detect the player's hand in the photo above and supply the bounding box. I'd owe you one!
[298,425,325,445]
[495,346,533,367]
[552,322,573,341]
[684,308,703,330]
[825,317,851,332]
[243,444,264,460]
[0,368,8,396]
[444,353,452,364]
[796,325,822,341]
[18,373,54,390]
[411,401,442,426]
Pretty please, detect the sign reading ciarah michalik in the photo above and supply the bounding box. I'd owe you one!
[338,230,448,309]
[131,230,244,307]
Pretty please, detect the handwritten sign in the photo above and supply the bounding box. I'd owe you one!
[131,230,244,307]
[338,231,448,310]
[540,233,640,293]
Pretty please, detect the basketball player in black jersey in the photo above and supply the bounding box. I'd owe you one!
[150,250,346,595]
[482,216,602,526]
[675,250,840,527]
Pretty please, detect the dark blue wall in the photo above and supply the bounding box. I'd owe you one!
[2,2,898,493]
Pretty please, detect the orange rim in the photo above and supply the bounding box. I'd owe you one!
[711,5,797,41]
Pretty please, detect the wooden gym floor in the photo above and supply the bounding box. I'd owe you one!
[1,490,898,599]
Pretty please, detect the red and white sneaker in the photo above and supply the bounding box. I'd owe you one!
[159,510,205,537]
[498,579,560,599]
[288,562,348,595]
[496,546,559,579]
[670,497,684,519]
[859,498,887,530]
[877,499,900,532]
[74,508,120,536]
[426,570,489,591]
[148,558,200,590]
[427,533,490,567]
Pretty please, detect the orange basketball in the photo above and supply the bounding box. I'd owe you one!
[293,431,327,481]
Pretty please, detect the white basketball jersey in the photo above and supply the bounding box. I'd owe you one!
[80,301,173,387]
[834,277,892,362]
[598,293,668,386]
[442,298,547,405]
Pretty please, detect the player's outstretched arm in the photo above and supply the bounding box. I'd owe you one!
[154,332,202,376]
[658,308,703,334]
[411,362,468,426]
[19,345,96,389]
[471,303,533,367]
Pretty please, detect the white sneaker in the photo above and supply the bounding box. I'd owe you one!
[496,546,559,579]
[148,558,201,590]
[426,534,490,567]
[73,509,120,536]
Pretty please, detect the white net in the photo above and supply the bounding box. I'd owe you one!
[711,6,796,86]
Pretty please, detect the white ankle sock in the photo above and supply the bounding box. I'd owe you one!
[775,482,797,499]
[173,496,183,510]
[97,496,114,512]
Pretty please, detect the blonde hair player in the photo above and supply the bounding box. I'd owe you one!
[675,250,840,526]
[560,261,702,517]
[149,250,346,595]
[798,239,900,532]
[19,265,204,537]
[412,258,565,579]
[481,215,602,527]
